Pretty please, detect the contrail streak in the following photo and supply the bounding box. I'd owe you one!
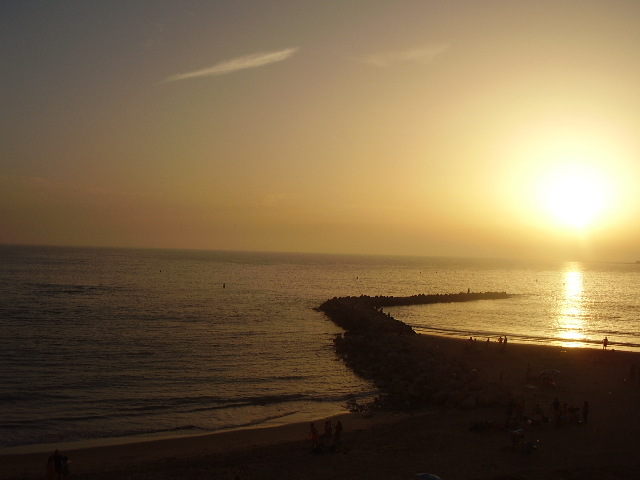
[161,47,300,83]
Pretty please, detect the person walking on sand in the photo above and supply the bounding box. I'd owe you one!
[47,450,64,480]
[602,336,609,350]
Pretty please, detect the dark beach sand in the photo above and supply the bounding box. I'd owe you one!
[4,335,640,480]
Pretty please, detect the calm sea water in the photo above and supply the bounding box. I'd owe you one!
[1,245,639,450]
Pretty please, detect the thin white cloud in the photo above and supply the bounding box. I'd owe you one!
[161,47,300,83]
[360,44,449,68]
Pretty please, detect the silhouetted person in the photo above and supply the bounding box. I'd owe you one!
[47,450,64,480]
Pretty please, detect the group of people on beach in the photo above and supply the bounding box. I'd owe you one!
[465,335,508,352]
[550,397,589,427]
[500,395,589,453]
[45,450,71,480]
[506,395,588,429]
[471,335,613,352]
[309,419,344,453]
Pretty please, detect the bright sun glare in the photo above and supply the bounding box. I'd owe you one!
[541,167,607,229]
[503,122,632,237]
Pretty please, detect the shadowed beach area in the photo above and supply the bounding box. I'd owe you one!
[4,294,640,480]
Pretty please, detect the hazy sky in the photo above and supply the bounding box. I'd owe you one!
[2,1,639,261]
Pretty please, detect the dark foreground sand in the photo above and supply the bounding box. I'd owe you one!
[4,335,640,480]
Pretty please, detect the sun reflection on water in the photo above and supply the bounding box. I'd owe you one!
[556,264,587,346]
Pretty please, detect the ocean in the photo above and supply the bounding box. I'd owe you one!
[1,245,639,451]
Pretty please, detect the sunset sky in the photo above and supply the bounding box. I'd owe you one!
[2,1,639,261]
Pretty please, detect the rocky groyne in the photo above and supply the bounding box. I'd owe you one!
[318,292,512,411]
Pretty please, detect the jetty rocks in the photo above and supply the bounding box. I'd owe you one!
[318,292,512,411]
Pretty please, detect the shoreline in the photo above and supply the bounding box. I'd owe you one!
[410,327,640,353]
[1,409,407,479]
[0,406,359,456]
[4,335,640,480]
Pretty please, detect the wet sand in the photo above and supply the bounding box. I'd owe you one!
[3,335,640,480]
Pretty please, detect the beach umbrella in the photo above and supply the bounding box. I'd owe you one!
[415,474,443,480]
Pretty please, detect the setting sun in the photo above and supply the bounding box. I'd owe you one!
[2,1,640,262]
[499,122,633,243]
[540,165,610,229]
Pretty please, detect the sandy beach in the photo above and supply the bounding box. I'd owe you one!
[3,333,640,480]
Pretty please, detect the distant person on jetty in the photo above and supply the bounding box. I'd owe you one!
[602,336,609,350]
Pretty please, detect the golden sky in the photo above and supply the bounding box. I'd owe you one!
[1,1,639,261]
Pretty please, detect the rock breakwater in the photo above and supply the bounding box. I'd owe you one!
[318,292,512,411]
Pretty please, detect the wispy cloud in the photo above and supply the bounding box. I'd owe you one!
[161,47,300,83]
[359,44,449,68]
